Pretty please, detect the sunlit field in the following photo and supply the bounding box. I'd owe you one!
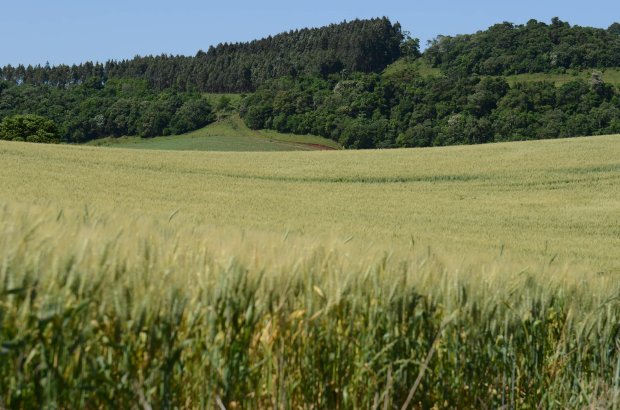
[5,135,619,266]
[88,115,340,151]
[1,135,619,408]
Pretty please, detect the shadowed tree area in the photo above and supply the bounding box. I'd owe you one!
[0,18,405,93]
[425,18,620,76]
[0,114,60,143]
[241,70,620,148]
[2,18,620,147]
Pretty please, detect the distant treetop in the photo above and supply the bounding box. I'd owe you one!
[425,18,620,76]
[0,18,407,93]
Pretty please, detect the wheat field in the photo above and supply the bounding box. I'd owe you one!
[2,135,619,266]
[1,135,619,408]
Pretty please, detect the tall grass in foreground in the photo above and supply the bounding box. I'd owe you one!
[1,203,619,408]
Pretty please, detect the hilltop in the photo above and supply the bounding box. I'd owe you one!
[425,18,620,76]
[1,17,620,149]
[0,18,404,93]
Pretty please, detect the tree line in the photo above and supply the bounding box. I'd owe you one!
[0,18,405,93]
[2,17,620,146]
[239,18,620,148]
[240,71,620,148]
[425,18,620,76]
[0,18,405,143]
[0,78,214,143]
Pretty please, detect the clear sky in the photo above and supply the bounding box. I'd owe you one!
[1,0,618,67]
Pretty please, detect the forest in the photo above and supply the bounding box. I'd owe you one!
[425,18,620,76]
[241,70,620,148]
[0,79,215,142]
[0,18,403,92]
[1,17,620,146]
[241,18,620,148]
[0,18,403,143]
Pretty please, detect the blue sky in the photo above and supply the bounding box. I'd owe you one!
[1,0,618,66]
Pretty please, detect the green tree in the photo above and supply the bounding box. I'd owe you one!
[397,122,435,147]
[170,98,215,134]
[216,95,232,112]
[0,114,60,143]
[400,32,421,59]
[138,103,170,137]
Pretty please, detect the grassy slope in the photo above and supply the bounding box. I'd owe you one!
[88,114,341,151]
[382,58,442,80]
[383,58,620,86]
[201,92,245,109]
[4,135,619,269]
[503,68,620,86]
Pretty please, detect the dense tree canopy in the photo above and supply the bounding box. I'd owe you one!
[237,18,620,148]
[1,17,619,147]
[241,71,620,149]
[0,114,60,143]
[0,79,214,142]
[0,18,405,93]
[425,18,620,76]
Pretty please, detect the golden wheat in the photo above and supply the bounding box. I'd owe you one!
[1,135,619,407]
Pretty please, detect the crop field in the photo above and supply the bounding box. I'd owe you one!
[88,115,340,151]
[1,135,619,408]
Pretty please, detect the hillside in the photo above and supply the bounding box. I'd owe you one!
[239,18,620,149]
[0,18,405,92]
[0,78,218,143]
[0,18,407,144]
[89,114,340,151]
[382,58,620,87]
[242,62,620,148]
[2,17,620,148]
[425,18,620,76]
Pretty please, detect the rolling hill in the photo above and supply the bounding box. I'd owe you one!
[1,135,619,407]
[88,114,340,151]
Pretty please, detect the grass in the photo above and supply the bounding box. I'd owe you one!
[383,58,620,88]
[382,58,442,81]
[1,135,619,407]
[201,92,245,110]
[88,114,341,151]
[505,68,620,87]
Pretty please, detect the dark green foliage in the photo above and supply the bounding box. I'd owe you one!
[170,98,215,135]
[2,17,620,147]
[214,95,232,112]
[0,114,60,143]
[0,18,404,143]
[241,70,620,148]
[426,18,620,76]
[0,18,406,93]
[0,80,215,142]
[400,32,421,59]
